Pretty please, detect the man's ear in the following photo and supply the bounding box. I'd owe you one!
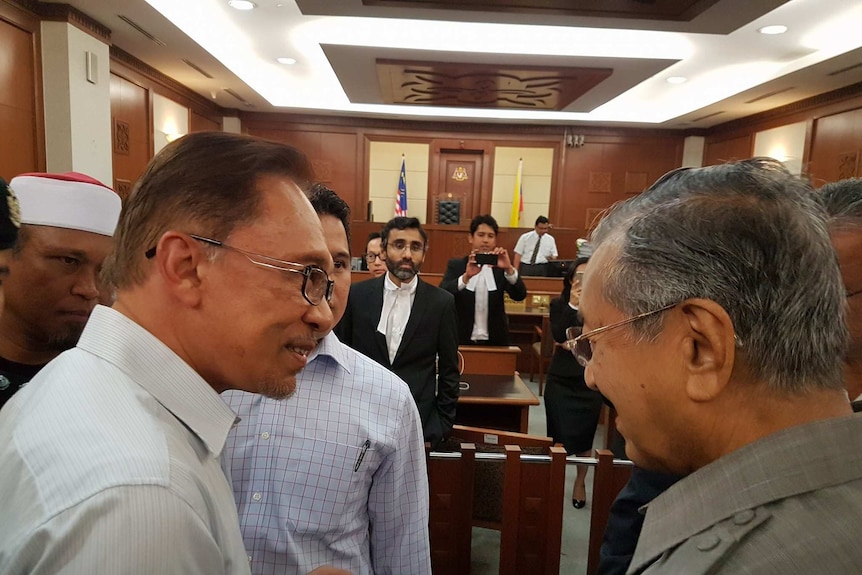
[153,232,207,307]
[677,298,736,402]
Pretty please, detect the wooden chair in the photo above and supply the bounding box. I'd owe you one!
[426,443,476,575]
[499,444,567,575]
[586,449,634,575]
[529,315,554,395]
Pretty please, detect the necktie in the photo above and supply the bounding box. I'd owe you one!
[386,288,410,363]
[529,234,543,264]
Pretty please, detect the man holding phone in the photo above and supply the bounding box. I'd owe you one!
[441,214,526,345]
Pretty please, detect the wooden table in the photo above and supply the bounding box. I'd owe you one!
[456,373,539,433]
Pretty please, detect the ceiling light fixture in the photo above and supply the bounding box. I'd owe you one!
[758,25,788,35]
[667,76,687,84]
[227,0,256,10]
[276,57,297,65]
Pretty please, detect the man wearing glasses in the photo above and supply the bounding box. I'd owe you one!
[572,158,861,574]
[338,216,459,448]
[363,231,387,277]
[223,185,430,575]
[0,132,345,575]
[817,178,862,412]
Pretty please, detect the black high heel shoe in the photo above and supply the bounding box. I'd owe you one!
[572,498,586,509]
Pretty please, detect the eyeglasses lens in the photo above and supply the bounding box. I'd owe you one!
[303,267,330,305]
[565,326,591,367]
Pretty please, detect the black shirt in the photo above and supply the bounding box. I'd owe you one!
[0,356,45,410]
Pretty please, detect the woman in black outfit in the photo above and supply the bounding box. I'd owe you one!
[543,256,604,508]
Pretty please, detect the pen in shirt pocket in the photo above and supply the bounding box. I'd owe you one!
[354,439,371,472]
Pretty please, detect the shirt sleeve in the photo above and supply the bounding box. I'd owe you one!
[513,233,527,256]
[368,395,431,575]
[7,485,241,575]
[548,235,558,258]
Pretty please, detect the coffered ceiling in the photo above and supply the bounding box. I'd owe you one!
[45,0,862,128]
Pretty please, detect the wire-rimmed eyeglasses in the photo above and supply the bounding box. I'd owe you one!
[563,303,678,367]
[387,239,425,254]
[145,234,334,306]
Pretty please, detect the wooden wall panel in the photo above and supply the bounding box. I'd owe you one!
[559,137,683,233]
[350,220,582,274]
[110,72,150,200]
[245,126,361,215]
[703,134,752,166]
[0,3,43,178]
[807,107,862,186]
[190,110,220,133]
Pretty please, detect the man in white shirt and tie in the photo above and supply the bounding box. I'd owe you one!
[337,216,460,448]
[441,214,527,346]
[513,215,558,276]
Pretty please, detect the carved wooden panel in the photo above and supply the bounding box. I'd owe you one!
[589,171,612,193]
[430,152,482,228]
[113,178,132,200]
[625,171,648,194]
[838,152,859,180]
[112,118,130,155]
[377,60,611,110]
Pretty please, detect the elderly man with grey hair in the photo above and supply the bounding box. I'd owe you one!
[816,178,862,411]
[572,158,862,574]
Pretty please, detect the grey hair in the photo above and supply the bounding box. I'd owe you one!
[591,158,848,394]
[816,178,862,229]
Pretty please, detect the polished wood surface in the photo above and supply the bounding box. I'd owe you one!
[458,374,539,406]
[458,346,520,376]
[457,373,538,433]
[427,443,475,575]
[0,3,43,177]
[110,72,150,199]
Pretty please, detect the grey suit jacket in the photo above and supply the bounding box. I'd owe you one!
[630,413,862,575]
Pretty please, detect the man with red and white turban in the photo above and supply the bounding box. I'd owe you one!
[0,172,120,409]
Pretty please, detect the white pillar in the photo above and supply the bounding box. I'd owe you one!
[682,136,705,168]
[41,21,112,184]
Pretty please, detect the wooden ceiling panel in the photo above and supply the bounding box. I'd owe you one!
[376,60,613,110]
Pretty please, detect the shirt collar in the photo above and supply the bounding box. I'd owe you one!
[384,273,419,294]
[76,305,239,458]
[307,331,352,373]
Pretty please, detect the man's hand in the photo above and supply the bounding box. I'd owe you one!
[307,567,353,575]
[493,247,516,275]
[463,250,483,283]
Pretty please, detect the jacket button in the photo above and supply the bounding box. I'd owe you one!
[734,509,756,525]
[696,532,721,552]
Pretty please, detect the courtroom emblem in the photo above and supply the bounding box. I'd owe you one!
[451,166,469,182]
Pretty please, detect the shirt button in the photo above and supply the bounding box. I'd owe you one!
[261,431,270,440]
[252,492,262,502]
[734,509,756,525]
[696,532,721,552]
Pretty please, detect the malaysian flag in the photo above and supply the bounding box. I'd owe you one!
[395,156,408,217]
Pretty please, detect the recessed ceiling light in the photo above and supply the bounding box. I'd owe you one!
[277,57,297,65]
[227,0,256,10]
[667,76,687,84]
[758,25,787,35]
